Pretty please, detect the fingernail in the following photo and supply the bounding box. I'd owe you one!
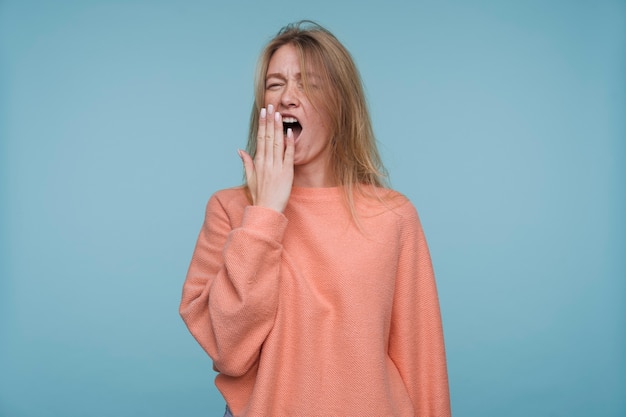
[237,149,243,159]
[287,128,293,138]
[268,104,274,114]
[260,108,266,118]
[275,111,281,122]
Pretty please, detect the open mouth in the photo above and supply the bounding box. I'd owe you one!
[283,117,302,139]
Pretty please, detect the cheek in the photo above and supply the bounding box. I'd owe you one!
[309,102,332,129]
[264,92,279,107]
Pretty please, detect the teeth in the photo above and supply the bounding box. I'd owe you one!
[283,117,298,124]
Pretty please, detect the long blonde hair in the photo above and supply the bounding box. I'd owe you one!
[245,21,389,215]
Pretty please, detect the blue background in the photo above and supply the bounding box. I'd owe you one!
[1,1,624,416]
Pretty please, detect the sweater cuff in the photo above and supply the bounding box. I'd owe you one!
[240,205,288,242]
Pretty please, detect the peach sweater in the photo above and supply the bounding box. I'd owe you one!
[180,186,450,416]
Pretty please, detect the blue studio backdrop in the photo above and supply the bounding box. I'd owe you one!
[1,1,624,416]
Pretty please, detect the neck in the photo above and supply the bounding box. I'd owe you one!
[293,164,336,188]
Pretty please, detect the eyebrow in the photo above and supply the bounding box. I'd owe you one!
[266,73,289,81]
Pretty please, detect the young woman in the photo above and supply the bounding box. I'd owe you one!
[180,21,451,417]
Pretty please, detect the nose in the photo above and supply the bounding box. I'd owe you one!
[279,82,300,109]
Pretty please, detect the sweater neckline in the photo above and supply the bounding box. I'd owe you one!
[289,186,343,201]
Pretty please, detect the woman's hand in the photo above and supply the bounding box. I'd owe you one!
[239,104,295,213]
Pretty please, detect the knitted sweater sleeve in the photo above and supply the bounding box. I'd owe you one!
[179,192,287,377]
[389,202,451,416]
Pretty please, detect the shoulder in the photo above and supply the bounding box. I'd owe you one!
[357,185,418,219]
[211,186,248,203]
[385,190,421,232]
[353,186,425,241]
[206,186,250,215]
[373,189,431,252]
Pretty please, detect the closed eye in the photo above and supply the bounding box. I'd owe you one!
[266,83,283,90]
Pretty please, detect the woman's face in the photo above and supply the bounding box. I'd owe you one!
[264,44,333,173]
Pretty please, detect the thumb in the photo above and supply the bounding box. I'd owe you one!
[238,149,255,182]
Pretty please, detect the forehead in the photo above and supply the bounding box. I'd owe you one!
[266,43,323,78]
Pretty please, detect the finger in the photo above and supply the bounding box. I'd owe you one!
[238,149,255,183]
[239,149,257,204]
[265,104,275,164]
[284,127,295,166]
[273,111,284,163]
[256,107,267,163]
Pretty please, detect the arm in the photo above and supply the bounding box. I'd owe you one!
[181,105,294,377]
[179,193,287,377]
[389,202,451,416]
